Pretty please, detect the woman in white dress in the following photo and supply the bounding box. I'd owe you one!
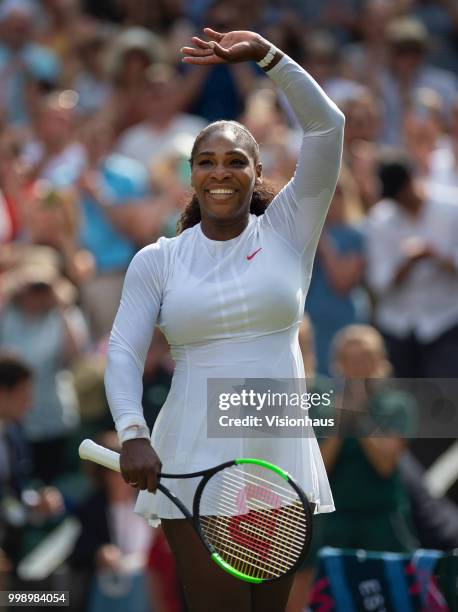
[105,28,344,612]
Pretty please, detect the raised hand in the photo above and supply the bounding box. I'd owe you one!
[181,28,271,65]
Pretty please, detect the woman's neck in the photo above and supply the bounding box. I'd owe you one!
[200,216,249,241]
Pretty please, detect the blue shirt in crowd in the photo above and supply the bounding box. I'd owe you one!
[305,223,368,374]
[79,154,148,273]
[0,43,60,124]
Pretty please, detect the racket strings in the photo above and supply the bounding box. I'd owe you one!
[209,474,310,532]
[198,465,310,580]
[215,471,299,504]
[219,467,301,499]
[202,469,309,538]
[202,497,307,553]
[201,504,306,564]
[201,503,307,578]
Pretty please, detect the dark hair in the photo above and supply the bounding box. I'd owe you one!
[0,354,32,389]
[378,155,414,200]
[177,120,277,234]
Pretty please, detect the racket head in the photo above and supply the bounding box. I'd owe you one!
[192,458,313,583]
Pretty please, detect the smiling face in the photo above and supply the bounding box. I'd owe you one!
[191,126,262,234]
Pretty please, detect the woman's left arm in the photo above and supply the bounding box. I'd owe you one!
[262,54,345,254]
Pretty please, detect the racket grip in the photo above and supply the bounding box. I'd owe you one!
[79,439,121,472]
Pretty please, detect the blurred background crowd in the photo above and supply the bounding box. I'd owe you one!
[0,0,457,610]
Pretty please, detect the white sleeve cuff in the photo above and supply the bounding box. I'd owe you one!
[117,423,151,444]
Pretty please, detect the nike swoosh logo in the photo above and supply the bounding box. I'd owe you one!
[246,247,262,261]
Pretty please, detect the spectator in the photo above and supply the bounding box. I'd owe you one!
[290,0,362,44]
[288,324,418,612]
[301,30,361,105]
[35,0,82,79]
[318,325,418,546]
[72,24,112,117]
[77,117,169,341]
[342,0,396,92]
[116,63,206,169]
[0,246,87,483]
[181,0,261,122]
[146,130,194,237]
[0,130,25,242]
[22,180,93,287]
[379,16,458,145]
[241,87,299,190]
[0,353,63,570]
[107,27,166,135]
[365,154,458,377]
[412,0,458,72]
[341,88,381,149]
[21,90,86,187]
[427,95,458,193]
[340,89,382,209]
[402,88,443,177]
[305,170,367,374]
[0,0,61,125]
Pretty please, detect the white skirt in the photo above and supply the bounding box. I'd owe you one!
[135,338,335,526]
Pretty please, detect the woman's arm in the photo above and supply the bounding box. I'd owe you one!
[105,244,164,442]
[262,52,345,254]
[105,243,167,492]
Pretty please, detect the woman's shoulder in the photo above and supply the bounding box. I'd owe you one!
[129,227,198,269]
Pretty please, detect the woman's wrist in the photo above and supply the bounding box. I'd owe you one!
[119,423,150,444]
[256,43,277,69]
[252,37,283,71]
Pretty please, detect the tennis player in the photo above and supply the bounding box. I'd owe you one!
[105,28,344,611]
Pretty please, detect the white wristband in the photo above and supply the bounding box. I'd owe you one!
[118,424,151,444]
[256,44,277,69]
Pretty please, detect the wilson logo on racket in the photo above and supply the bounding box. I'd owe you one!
[228,485,281,560]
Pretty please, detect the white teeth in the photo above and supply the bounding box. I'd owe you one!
[209,189,234,194]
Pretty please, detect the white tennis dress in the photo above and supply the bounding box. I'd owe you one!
[105,54,345,525]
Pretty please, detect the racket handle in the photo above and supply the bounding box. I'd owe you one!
[79,439,121,472]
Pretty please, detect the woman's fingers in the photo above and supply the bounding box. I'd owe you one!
[203,27,224,40]
[208,41,232,60]
[191,36,212,49]
[181,45,213,57]
[182,54,224,65]
[146,470,159,493]
[136,473,147,490]
[120,439,162,491]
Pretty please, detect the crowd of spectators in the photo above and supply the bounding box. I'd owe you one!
[0,0,457,610]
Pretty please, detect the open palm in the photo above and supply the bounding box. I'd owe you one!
[181,28,267,65]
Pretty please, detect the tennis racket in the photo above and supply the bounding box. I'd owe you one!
[79,439,313,583]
